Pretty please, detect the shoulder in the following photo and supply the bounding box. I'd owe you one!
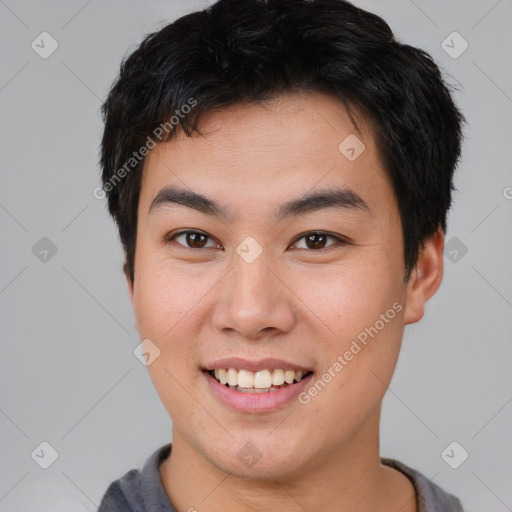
[98,444,174,512]
[381,457,466,512]
[98,468,142,512]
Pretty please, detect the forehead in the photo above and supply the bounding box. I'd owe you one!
[139,91,393,216]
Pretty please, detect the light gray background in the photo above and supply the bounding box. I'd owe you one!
[1,1,511,511]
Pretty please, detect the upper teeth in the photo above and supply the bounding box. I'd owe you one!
[213,368,307,388]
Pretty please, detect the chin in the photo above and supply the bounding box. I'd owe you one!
[202,434,311,481]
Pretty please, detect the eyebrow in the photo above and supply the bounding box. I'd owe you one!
[148,185,370,222]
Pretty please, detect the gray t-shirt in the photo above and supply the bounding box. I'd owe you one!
[97,444,465,512]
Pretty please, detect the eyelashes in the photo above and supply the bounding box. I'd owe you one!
[165,230,220,250]
[164,229,351,252]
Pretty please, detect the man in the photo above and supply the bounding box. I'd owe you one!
[98,0,465,510]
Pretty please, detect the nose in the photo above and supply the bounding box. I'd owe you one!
[211,251,295,341]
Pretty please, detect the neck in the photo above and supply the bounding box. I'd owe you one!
[160,413,416,512]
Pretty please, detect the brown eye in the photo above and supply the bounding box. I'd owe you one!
[166,230,217,249]
[292,231,346,250]
[184,232,208,248]
[305,233,328,249]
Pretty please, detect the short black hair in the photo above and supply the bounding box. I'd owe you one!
[100,0,465,284]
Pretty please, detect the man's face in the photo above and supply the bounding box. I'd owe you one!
[128,92,421,478]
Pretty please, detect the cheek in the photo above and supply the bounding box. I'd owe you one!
[293,252,405,339]
[133,258,199,338]
[298,274,405,436]
[293,254,406,401]
[131,265,206,420]
[131,273,195,390]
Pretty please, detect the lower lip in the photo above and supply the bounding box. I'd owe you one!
[203,370,314,413]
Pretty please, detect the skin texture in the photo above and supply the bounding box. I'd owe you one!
[126,91,444,512]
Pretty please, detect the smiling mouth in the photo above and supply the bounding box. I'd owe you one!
[206,368,314,393]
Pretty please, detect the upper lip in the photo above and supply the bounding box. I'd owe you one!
[203,357,313,373]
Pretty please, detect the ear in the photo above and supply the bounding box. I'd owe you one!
[403,228,445,325]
